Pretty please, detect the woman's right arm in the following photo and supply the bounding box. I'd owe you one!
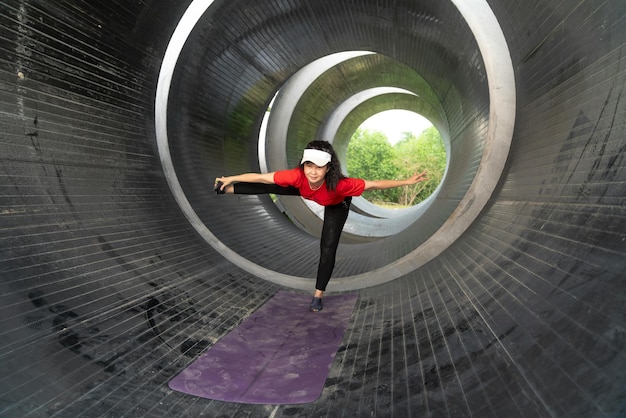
[215,172,276,193]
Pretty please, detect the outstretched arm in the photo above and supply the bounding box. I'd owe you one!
[214,172,275,193]
[363,170,428,191]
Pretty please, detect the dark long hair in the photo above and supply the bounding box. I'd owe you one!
[301,140,346,191]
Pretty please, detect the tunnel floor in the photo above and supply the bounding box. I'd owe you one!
[4,242,622,418]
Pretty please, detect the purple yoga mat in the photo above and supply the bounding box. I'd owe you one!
[168,291,358,404]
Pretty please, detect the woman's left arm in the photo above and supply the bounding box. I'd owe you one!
[363,170,428,191]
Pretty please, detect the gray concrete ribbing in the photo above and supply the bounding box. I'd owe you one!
[0,1,624,416]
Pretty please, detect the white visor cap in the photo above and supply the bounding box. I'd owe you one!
[301,148,332,166]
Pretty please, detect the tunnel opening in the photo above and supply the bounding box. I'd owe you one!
[346,110,445,209]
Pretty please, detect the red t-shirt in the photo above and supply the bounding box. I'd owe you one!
[274,167,365,206]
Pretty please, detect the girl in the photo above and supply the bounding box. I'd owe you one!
[215,140,427,312]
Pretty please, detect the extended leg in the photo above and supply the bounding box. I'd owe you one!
[233,182,300,195]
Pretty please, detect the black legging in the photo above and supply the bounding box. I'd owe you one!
[233,182,351,291]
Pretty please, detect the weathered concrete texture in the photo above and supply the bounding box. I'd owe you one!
[0,0,624,417]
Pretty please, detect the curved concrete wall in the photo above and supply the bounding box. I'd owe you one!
[0,1,624,417]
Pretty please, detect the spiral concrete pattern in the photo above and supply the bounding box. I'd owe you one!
[1,1,624,417]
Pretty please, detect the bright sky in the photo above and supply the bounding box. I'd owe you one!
[358,110,433,145]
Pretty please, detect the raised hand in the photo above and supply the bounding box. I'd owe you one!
[406,170,428,185]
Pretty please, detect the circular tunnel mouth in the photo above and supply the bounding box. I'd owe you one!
[345,109,444,211]
[155,0,516,291]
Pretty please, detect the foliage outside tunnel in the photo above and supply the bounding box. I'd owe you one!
[347,127,446,207]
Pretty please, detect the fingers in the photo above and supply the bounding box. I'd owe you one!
[410,170,428,183]
[214,176,226,194]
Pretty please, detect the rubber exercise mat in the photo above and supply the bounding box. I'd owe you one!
[168,291,358,404]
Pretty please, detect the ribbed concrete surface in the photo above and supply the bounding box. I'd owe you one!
[1,1,624,417]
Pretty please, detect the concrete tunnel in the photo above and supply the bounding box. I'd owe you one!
[0,0,624,416]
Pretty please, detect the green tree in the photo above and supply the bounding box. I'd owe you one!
[346,128,400,203]
[346,126,446,207]
[394,127,446,205]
